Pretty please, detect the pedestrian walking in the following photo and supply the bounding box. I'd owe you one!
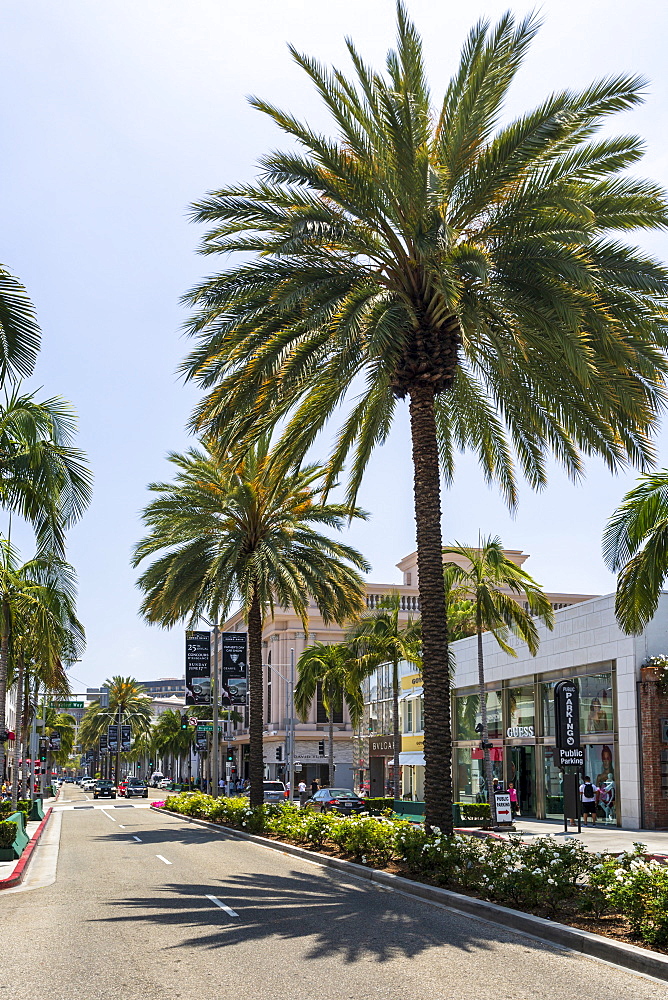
[310,778,319,797]
[579,774,599,825]
[298,779,308,806]
[508,781,520,817]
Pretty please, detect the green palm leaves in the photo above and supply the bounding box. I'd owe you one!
[133,437,369,806]
[0,265,41,383]
[603,472,668,633]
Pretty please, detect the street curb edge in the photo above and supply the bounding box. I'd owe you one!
[0,807,52,890]
[150,804,668,983]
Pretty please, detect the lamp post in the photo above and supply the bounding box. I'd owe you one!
[196,616,220,799]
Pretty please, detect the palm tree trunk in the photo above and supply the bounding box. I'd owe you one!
[328,714,334,785]
[10,652,25,810]
[392,658,401,800]
[0,621,9,782]
[248,584,264,808]
[408,384,453,835]
[477,609,494,821]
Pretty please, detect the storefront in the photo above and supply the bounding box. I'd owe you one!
[452,664,618,823]
[367,734,398,796]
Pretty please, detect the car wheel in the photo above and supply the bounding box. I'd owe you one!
[143,792,148,798]
[111,794,116,799]
[94,795,98,799]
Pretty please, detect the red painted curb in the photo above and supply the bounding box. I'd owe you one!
[0,807,53,890]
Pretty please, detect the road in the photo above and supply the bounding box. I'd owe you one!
[0,785,665,1000]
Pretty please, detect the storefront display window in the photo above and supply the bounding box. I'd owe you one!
[580,674,614,734]
[508,686,535,733]
[544,747,564,818]
[584,743,617,823]
[455,691,503,740]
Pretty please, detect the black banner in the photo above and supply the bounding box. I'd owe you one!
[107,725,119,753]
[221,632,248,705]
[195,728,208,753]
[120,725,132,752]
[48,733,61,752]
[555,680,580,754]
[185,630,212,705]
[99,733,108,756]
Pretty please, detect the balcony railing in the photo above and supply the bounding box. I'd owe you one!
[366,593,420,612]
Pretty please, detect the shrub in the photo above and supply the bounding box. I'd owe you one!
[364,797,394,815]
[593,843,668,945]
[329,816,400,866]
[457,802,491,823]
[0,821,17,849]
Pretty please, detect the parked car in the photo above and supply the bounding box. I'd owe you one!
[307,788,366,815]
[261,780,286,803]
[117,779,128,797]
[158,778,172,789]
[93,780,116,799]
[150,772,164,787]
[82,778,96,792]
[125,777,148,798]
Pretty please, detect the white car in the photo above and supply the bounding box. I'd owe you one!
[82,778,96,792]
[158,778,172,789]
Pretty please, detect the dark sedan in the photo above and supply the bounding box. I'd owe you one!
[124,778,148,798]
[93,780,117,799]
[307,788,366,815]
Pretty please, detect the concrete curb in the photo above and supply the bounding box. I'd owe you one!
[151,805,668,982]
[0,807,53,890]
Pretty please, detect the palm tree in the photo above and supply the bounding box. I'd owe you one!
[152,710,193,782]
[294,642,365,784]
[78,677,152,783]
[0,543,84,791]
[181,7,668,831]
[602,471,668,633]
[133,437,369,807]
[0,264,41,383]
[443,537,554,814]
[346,593,421,798]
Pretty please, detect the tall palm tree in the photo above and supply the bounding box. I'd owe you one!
[294,642,365,784]
[78,677,152,783]
[153,709,193,782]
[602,471,668,633]
[0,543,84,791]
[133,437,369,807]
[181,7,668,831]
[347,593,421,798]
[443,537,554,814]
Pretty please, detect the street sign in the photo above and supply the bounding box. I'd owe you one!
[55,701,84,709]
[195,723,224,732]
[188,717,198,726]
[555,680,581,752]
[558,747,584,768]
[494,792,513,825]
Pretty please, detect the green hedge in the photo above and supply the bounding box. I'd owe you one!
[457,802,491,822]
[364,797,394,815]
[0,820,17,849]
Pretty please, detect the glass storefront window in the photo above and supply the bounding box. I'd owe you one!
[508,686,535,733]
[580,674,614,734]
[584,743,617,823]
[544,747,564,818]
[455,691,503,740]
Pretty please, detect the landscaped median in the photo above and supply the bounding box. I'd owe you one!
[157,791,668,971]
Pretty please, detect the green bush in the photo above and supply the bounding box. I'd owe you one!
[364,797,394,815]
[456,802,491,823]
[588,843,668,945]
[0,821,17,849]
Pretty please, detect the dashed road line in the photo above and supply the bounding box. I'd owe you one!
[155,854,172,865]
[206,894,239,917]
[132,836,142,842]
[101,810,116,823]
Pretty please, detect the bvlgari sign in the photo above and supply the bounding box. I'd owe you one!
[369,735,396,756]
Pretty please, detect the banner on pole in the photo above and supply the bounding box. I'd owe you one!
[48,733,61,752]
[99,733,108,756]
[107,725,119,753]
[120,724,132,752]
[221,632,248,705]
[185,630,212,705]
[554,680,581,753]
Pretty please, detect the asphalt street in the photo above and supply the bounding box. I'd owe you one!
[1,785,665,1000]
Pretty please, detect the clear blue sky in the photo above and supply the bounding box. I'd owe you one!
[2,1,668,688]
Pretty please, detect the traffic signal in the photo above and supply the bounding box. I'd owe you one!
[226,746,234,762]
[137,762,142,772]
[180,713,188,731]
[318,740,325,756]
[148,761,154,769]
[275,746,283,761]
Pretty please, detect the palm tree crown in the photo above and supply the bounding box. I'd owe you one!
[179,5,668,832]
[603,471,668,633]
[133,436,370,806]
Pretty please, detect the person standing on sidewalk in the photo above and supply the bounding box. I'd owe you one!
[298,779,308,807]
[579,775,599,825]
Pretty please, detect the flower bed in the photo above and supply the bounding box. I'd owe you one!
[159,793,668,950]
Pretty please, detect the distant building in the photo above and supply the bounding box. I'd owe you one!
[137,677,186,699]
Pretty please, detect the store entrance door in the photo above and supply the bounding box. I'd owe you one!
[509,746,536,816]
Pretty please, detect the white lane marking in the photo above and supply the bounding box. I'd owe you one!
[133,836,142,842]
[119,825,126,828]
[206,894,239,917]
[101,809,116,823]
[156,854,172,865]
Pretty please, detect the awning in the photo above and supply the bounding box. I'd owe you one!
[399,751,425,767]
[399,686,423,702]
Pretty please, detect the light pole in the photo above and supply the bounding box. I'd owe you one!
[265,654,296,796]
[197,616,221,798]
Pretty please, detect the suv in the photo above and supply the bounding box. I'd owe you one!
[262,780,286,803]
[93,780,116,799]
[82,778,96,792]
[124,777,148,799]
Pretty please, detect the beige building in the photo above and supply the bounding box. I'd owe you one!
[222,548,597,788]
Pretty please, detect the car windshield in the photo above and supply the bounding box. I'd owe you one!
[263,782,284,791]
[328,790,358,799]
[97,781,113,787]
[127,779,143,784]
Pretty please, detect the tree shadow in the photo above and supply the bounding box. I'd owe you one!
[91,865,561,964]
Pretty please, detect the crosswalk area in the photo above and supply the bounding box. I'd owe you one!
[54,802,155,811]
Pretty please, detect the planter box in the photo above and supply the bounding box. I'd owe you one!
[0,847,15,861]
[6,812,29,859]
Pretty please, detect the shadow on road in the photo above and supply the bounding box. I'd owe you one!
[92,863,560,964]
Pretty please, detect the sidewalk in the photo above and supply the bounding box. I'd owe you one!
[0,796,56,887]
[507,816,668,856]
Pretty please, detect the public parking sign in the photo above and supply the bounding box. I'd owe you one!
[494,792,513,825]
